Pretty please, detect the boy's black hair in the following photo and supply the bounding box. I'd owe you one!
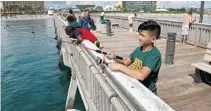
[66,15,75,22]
[188,9,193,15]
[65,26,76,38]
[84,9,90,12]
[69,9,73,14]
[138,20,161,39]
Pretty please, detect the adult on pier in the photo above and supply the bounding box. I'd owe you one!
[80,9,95,31]
[181,10,196,44]
[128,13,137,32]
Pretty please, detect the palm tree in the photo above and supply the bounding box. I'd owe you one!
[19,7,24,14]
[24,5,32,14]
[4,7,8,14]
[13,5,20,14]
[8,5,14,14]
[37,6,41,14]
[23,5,28,14]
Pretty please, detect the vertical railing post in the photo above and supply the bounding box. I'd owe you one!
[106,20,111,36]
[165,32,177,64]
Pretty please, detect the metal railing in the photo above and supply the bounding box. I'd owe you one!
[92,15,211,48]
[54,14,174,111]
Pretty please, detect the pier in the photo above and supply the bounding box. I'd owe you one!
[54,13,211,111]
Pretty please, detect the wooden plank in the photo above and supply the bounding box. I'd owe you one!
[166,88,211,111]
[178,95,211,111]
[158,65,194,82]
[162,54,203,69]
[204,54,211,62]
[101,41,138,46]
[157,76,194,90]
[102,45,137,52]
[174,50,205,57]
[159,82,210,101]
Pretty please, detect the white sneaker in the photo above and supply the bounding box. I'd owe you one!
[129,28,133,32]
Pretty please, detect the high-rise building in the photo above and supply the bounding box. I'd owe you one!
[122,1,157,11]
[117,0,123,8]
[2,1,45,14]
[156,1,160,9]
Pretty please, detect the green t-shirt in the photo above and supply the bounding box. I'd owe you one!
[130,46,161,94]
[70,21,81,29]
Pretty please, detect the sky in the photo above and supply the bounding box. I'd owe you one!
[45,1,211,9]
[160,1,211,9]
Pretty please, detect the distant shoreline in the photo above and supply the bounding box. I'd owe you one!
[1,15,54,21]
[101,13,211,17]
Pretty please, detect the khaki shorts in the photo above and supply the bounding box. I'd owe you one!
[181,25,189,35]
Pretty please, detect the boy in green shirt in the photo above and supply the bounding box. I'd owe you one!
[107,20,161,95]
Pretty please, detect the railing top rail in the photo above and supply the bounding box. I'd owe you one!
[93,14,211,27]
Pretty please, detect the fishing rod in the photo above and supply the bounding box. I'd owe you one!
[1,23,52,28]
[95,50,123,60]
[96,57,109,66]
[3,26,55,32]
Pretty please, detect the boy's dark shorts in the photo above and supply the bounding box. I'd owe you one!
[94,40,100,48]
[129,24,133,27]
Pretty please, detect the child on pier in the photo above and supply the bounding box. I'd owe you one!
[65,9,76,25]
[107,20,162,95]
[65,15,100,48]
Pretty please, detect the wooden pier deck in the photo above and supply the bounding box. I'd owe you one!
[93,28,211,111]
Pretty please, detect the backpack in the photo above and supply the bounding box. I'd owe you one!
[90,19,96,30]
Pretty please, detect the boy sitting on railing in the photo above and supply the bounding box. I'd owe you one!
[65,15,100,48]
[107,20,162,95]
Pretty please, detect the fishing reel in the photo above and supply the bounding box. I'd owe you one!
[96,57,108,66]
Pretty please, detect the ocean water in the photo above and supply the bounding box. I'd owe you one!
[1,19,72,111]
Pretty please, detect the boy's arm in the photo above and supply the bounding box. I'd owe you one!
[119,64,152,81]
[192,16,196,23]
[74,30,83,43]
[109,54,160,81]
[108,63,151,81]
[114,58,132,66]
[190,16,196,24]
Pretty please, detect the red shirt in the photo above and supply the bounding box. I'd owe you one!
[75,28,97,43]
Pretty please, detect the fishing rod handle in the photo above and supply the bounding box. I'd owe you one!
[115,56,123,60]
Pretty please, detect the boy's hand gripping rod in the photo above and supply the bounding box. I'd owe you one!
[95,50,123,60]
